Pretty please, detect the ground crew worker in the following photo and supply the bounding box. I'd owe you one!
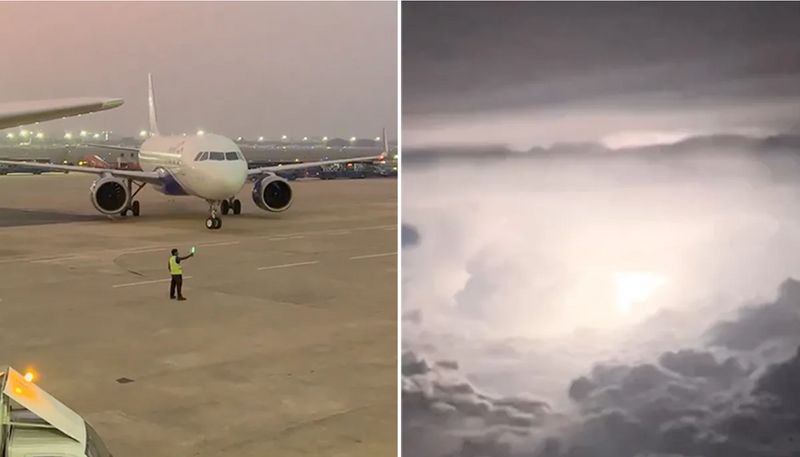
[168,248,194,300]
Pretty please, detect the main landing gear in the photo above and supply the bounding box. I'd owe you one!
[221,198,242,215]
[120,180,145,217]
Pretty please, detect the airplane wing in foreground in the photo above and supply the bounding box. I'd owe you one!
[0,97,123,130]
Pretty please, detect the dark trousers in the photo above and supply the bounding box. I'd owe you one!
[170,274,183,298]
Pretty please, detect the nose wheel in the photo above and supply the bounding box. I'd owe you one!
[221,198,242,215]
[206,200,223,230]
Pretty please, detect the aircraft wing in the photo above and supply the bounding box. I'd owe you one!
[82,143,140,152]
[247,155,382,176]
[0,159,160,183]
[0,97,124,130]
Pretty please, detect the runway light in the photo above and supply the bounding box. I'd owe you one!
[350,136,356,142]
[258,136,264,142]
[5,133,14,139]
[79,130,88,137]
[64,132,73,139]
[322,136,328,141]
[20,129,30,138]
[281,135,288,140]
[375,136,381,141]
[36,132,44,139]
[196,130,205,136]
[302,136,308,141]
[139,130,148,137]
[236,136,243,141]
[393,154,398,160]
[93,133,100,139]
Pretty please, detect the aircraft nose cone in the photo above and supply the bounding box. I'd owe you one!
[212,164,246,198]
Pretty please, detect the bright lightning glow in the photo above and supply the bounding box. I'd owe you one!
[613,271,666,315]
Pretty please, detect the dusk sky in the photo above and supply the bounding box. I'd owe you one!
[403,2,800,149]
[0,2,396,139]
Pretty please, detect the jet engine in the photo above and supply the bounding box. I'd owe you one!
[90,176,130,215]
[252,174,293,212]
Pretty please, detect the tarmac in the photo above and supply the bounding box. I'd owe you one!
[0,173,397,456]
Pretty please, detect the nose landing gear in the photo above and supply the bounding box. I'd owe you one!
[205,200,223,230]
[221,198,242,215]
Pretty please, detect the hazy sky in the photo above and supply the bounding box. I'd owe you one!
[0,1,396,139]
[403,2,800,149]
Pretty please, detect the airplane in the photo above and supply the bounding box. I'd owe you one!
[0,97,123,130]
[0,75,384,230]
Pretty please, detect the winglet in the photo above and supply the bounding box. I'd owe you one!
[147,73,160,136]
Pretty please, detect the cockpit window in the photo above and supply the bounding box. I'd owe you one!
[195,151,209,161]
[209,152,225,161]
[225,152,239,161]
[194,152,203,161]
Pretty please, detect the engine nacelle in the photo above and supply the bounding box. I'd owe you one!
[90,176,130,215]
[252,174,293,212]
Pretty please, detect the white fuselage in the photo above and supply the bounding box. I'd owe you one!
[137,133,248,200]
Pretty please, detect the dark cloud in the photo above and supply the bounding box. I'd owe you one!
[402,350,552,456]
[403,2,800,116]
[708,278,800,355]
[403,280,800,457]
[547,287,800,457]
[403,3,799,149]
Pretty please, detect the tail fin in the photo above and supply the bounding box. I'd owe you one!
[147,73,160,136]
[382,127,389,154]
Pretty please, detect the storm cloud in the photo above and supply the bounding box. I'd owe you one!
[403,281,800,457]
[403,3,800,149]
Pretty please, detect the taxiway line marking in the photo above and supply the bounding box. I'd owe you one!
[112,276,193,288]
[257,261,320,271]
[30,255,83,264]
[349,252,397,260]
[197,240,240,247]
[0,224,394,265]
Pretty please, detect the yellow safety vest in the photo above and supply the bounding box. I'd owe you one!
[169,256,183,275]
